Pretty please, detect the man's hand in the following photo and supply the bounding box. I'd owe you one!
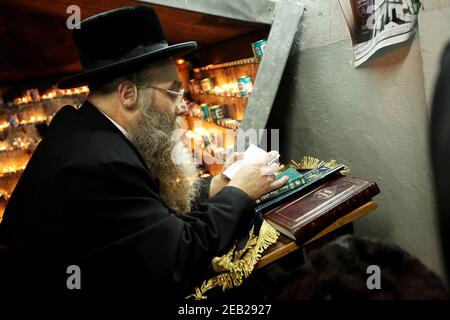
[209,152,243,197]
[228,164,289,200]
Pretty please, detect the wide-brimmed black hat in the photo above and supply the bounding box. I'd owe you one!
[58,6,197,89]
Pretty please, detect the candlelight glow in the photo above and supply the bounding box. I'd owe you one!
[14,86,89,105]
[0,122,9,131]
[213,86,223,95]
[193,128,206,136]
[19,115,48,125]
[0,164,27,175]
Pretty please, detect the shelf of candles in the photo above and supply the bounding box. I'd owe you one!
[185,115,241,132]
[193,57,259,73]
[188,95,246,121]
[0,165,26,178]
[0,189,10,221]
[183,123,236,150]
[0,132,40,152]
[0,145,33,178]
[189,92,249,99]
[0,169,23,198]
[0,116,53,134]
[4,86,89,109]
[183,129,230,177]
[191,62,258,91]
[188,78,253,99]
[0,87,90,211]
[0,122,9,132]
[0,189,11,200]
[0,145,36,155]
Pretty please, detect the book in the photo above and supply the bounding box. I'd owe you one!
[256,167,306,205]
[263,175,380,244]
[256,164,347,213]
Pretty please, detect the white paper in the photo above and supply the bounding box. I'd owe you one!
[222,144,280,179]
[338,0,421,67]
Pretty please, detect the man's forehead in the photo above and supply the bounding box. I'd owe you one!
[144,58,179,82]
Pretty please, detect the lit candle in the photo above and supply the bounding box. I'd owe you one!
[213,86,223,96]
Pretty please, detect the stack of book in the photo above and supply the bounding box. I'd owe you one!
[258,164,380,244]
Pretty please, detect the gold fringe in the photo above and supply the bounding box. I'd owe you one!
[186,220,280,300]
[291,156,350,175]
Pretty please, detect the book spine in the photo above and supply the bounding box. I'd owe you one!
[293,182,380,244]
[256,176,306,204]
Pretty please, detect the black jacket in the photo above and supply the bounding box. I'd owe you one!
[0,101,255,301]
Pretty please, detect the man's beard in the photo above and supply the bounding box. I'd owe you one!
[129,94,200,214]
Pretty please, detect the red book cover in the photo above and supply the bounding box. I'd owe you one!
[264,175,380,244]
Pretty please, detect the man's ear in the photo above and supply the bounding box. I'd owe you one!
[117,81,138,109]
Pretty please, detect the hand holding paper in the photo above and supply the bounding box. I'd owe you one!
[222,144,280,179]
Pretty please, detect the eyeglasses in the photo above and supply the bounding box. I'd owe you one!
[150,86,185,103]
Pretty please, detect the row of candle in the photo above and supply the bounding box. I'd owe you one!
[0,115,50,132]
[11,86,89,106]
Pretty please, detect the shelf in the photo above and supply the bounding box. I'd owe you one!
[1,93,88,115]
[0,168,25,178]
[186,141,226,178]
[256,201,378,269]
[193,57,259,72]
[184,116,236,151]
[0,146,35,155]
[185,115,240,131]
[190,93,249,99]
[0,120,50,134]
[189,95,247,121]
[2,99,57,112]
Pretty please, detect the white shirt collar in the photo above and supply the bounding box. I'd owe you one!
[98,109,130,139]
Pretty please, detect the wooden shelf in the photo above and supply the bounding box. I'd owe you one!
[0,146,36,155]
[256,201,378,269]
[185,115,240,130]
[0,168,25,179]
[194,57,258,72]
[0,120,49,134]
[185,116,237,147]
[189,94,248,121]
[190,93,249,99]
[184,115,237,177]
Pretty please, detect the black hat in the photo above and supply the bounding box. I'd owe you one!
[58,6,197,89]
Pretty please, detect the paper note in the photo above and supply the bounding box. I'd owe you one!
[222,144,280,179]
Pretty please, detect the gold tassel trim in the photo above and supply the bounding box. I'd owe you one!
[291,156,350,175]
[186,220,280,300]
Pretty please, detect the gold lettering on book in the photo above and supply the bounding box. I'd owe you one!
[314,187,337,200]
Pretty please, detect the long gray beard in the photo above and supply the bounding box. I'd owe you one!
[129,96,200,214]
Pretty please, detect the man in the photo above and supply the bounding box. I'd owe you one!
[0,6,287,301]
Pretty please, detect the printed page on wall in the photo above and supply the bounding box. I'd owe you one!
[338,0,422,67]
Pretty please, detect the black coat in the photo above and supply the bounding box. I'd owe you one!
[0,101,255,301]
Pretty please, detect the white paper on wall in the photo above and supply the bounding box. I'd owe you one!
[338,0,422,67]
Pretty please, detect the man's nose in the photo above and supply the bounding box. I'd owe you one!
[175,99,189,116]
